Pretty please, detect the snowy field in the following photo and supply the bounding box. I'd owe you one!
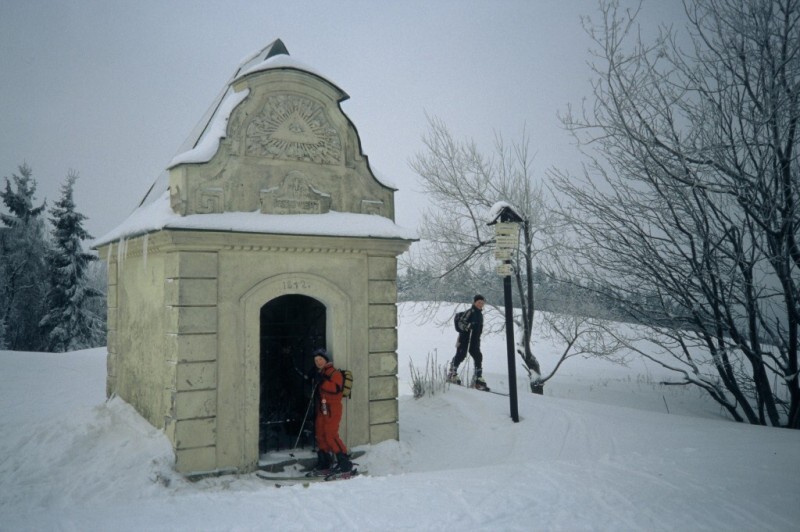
[1,302,798,531]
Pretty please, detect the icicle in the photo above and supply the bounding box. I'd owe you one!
[117,237,127,271]
[106,242,113,265]
[142,233,149,270]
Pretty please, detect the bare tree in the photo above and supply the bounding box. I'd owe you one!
[551,0,799,427]
[408,116,625,393]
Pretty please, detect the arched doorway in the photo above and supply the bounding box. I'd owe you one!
[259,294,326,456]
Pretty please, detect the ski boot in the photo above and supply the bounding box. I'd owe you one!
[307,451,333,477]
[446,363,462,385]
[325,453,357,481]
[333,452,353,473]
[472,370,490,391]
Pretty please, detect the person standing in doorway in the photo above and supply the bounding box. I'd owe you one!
[310,347,352,475]
[447,294,490,391]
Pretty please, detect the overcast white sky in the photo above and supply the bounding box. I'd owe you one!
[0,0,687,239]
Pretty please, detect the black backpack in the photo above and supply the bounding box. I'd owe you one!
[453,310,470,333]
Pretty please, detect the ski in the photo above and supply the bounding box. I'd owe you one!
[305,467,339,478]
[473,386,509,396]
[257,449,365,473]
[255,471,324,486]
[325,469,363,481]
[256,469,365,487]
[450,381,509,397]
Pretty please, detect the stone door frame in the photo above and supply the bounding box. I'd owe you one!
[240,272,352,468]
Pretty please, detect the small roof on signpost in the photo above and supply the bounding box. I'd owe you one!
[487,201,525,225]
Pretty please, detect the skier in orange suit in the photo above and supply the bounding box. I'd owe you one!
[311,348,351,473]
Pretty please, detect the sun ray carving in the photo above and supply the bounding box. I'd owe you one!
[245,94,343,165]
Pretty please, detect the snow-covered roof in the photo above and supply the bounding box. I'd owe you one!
[135,38,395,211]
[167,88,250,168]
[140,41,321,207]
[166,40,339,171]
[96,39,411,248]
[92,191,417,248]
[487,201,524,224]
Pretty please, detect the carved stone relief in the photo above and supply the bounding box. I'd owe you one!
[170,185,186,215]
[196,187,225,214]
[361,199,384,216]
[261,171,332,214]
[245,94,343,165]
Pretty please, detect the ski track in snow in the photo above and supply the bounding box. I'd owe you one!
[2,303,800,530]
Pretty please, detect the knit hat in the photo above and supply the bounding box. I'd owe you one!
[312,347,330,362]
[473,294,486,302]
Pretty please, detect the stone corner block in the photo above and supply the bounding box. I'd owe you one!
[370,422,399,444]
[174,446,216,474]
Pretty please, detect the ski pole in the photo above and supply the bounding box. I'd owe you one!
[292,383,317,452]
[465,328,474,383]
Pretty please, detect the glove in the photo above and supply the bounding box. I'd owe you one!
[305,367,320,383]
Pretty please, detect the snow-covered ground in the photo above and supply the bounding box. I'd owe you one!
[1,302,798,531]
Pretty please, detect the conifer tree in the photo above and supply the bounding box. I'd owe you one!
[40,171,103,351]
[0,164,49,350]
[0,314,7,350]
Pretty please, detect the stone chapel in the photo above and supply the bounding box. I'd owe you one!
[93,39,415,476]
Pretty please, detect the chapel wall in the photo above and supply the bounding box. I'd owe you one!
[103,237,170,429]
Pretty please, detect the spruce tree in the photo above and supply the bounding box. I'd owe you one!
[0,164,49,350]
[40,171,103,352]
[0,313,7,350]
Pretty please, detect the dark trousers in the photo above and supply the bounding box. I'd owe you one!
[452,332,483,371]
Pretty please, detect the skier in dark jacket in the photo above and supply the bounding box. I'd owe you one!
[447,294,489,390]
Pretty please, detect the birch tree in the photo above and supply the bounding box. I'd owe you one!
[408,116,624,393]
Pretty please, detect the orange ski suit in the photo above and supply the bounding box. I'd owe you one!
[315,363,348,455]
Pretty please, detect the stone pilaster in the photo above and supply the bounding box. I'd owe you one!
[367,256,400,442]
[163,251,220,474]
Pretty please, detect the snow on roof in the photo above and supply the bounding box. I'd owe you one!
[165,50,372,172]
[234,54,329,84]
[368,165,397,190]
[92,191,417,248]
[487,201,524,224]
[167,41,338,171]
[167,87,250,168]
[132,38,396,216]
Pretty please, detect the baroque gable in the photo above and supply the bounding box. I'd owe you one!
[169,67,394,221]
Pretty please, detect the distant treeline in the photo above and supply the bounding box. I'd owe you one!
[397,265,688,329]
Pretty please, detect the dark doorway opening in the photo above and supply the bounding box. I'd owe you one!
[259,294,326,456]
